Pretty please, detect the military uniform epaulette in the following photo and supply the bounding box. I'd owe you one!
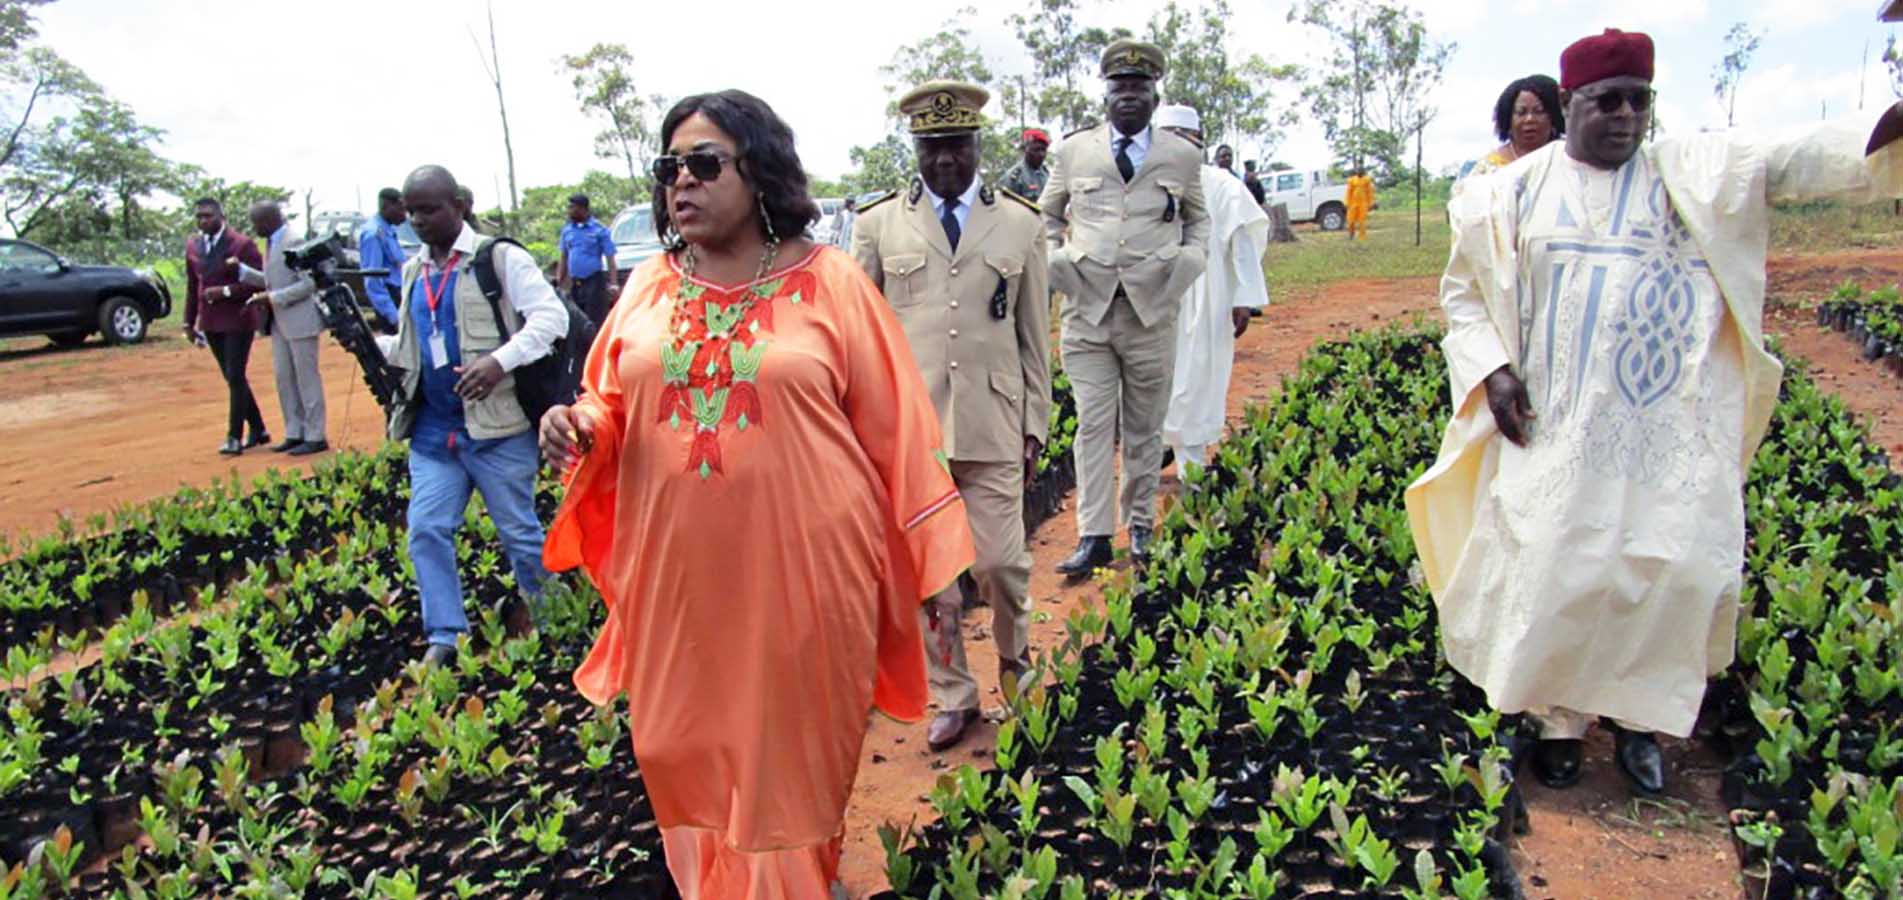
[858,190,900,213]
[996,186,1039,215]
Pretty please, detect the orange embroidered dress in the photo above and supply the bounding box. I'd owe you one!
[544,245,974,896]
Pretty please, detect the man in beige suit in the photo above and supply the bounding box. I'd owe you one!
[1040,39,1208,574]
[853,81,1052,752]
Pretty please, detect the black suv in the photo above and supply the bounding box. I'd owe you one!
[0,238,172,347]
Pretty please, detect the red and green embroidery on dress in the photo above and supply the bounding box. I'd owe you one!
[656,268,813,479]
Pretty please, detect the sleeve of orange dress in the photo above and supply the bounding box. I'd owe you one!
[831,255,976,721]
[544,281,635,581]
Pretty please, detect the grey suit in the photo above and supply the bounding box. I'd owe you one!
[1039,123,1208,536]
[243,233,325,442]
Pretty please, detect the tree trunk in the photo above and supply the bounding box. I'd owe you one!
[1267,203,1297,243]
[482,2,520,232]
[1414,117,1424,247]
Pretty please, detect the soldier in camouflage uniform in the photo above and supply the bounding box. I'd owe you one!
[1001,128,1051,203]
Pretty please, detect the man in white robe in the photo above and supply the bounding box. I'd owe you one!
[1405,28,1903,795]
[1155,104,1269,469]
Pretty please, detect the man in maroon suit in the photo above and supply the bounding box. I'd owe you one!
[184,197,272,455]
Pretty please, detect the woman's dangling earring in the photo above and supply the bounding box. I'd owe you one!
[757,193,776,241]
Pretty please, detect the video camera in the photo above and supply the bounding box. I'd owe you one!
[284,234,403,412]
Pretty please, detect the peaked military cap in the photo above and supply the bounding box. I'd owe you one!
[899,80,990,136]
[1101,39,1165,80]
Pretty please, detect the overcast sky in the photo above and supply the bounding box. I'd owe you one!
[25,0,1903,219]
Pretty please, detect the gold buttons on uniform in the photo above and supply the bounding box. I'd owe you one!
[949,266,960,276]
[950,301,960,309]
[949,361,960,369]
[949,329,959,338]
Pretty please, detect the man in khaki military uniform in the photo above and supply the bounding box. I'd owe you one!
[1039,39,1209,575]
[852,80,1053,753]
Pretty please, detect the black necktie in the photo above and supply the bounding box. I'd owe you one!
[941,197,961,252]
[1115,137,1136,182]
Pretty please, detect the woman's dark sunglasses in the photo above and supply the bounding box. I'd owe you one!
[651,151,731,186]
[1584,87,1654,115]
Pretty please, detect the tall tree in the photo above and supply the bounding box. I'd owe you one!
[560,42,659,206]
[1712,22,1763,128]
[469,1,519,232]
[845,9,1022,194]
[1145,0,1299,160]
[1010,0,1128,133]
[1289,0,1451,182]
[1,45,96,173]
[0,0,55,58]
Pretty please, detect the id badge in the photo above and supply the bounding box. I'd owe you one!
[429,332,450,369]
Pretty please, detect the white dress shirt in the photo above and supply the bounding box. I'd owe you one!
[1109,126,1152,173]
[922,177,982,235]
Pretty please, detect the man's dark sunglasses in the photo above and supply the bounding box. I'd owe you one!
[651,151,732,186]
[1584,87,1654,115]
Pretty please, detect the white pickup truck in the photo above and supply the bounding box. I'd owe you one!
[1262,168,1353,231]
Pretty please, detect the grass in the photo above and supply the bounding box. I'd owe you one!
[1770,199,1903,255]
[1264,205,1451,298]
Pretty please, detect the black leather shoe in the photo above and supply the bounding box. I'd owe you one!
[1159,447,1175,471]
[269,438,303,453]
[1614,729,1665,795]
[1532,738,1584,789]
[244,431,272,450]
[218,438,243,456]
[421,644,457,668]
[1129,526,1154,563]
[1055,536,1113,577]
[288,440,329,456]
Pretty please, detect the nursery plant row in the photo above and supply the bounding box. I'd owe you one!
[1814,281,1903,381]
[891,328,1900,899]
[0,378,1083,898]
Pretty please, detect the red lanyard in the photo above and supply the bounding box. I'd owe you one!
[422,252,461,316]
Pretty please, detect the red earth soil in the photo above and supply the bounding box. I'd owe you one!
[4,248,1899,898]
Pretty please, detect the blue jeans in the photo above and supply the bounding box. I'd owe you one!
[407,430,549,647]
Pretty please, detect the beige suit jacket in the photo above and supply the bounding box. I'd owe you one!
[852,181,1052,463]
[1038,123,1209,327]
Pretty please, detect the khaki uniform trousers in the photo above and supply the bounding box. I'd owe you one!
[922,458,1032,713]
[1061,289,1177,537]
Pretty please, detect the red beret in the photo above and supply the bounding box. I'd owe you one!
[1560,29,1654,91]
[1022,128,1051,144]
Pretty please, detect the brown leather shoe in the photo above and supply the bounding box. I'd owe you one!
[927,709,980,752]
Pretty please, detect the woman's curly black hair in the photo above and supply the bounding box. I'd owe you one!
[1493,75,1565,143]
[653,90,820,250]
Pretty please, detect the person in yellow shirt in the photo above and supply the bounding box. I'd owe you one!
[1344,169,1375,240]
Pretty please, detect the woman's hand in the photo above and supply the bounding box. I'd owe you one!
[540,404,595,470]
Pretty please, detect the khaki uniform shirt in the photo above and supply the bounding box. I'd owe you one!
[851,180,1053,463]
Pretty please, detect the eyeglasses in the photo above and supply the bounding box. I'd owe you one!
[651,150,732,186]
[1583,87,1654,115]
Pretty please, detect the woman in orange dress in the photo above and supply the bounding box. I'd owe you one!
[539,90,974,899]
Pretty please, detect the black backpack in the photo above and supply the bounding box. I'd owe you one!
[470,237,599,429]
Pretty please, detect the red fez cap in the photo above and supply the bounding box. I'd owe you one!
[1022,128,1051,144]
[1560,29,1654,91]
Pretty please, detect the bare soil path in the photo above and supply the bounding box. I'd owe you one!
[5,248,1899,899]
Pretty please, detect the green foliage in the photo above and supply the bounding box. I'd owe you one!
[1009,0,1129,134]
[559,42,662,201]
[1144,0,1299,159]
[1287,0,1452,182]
